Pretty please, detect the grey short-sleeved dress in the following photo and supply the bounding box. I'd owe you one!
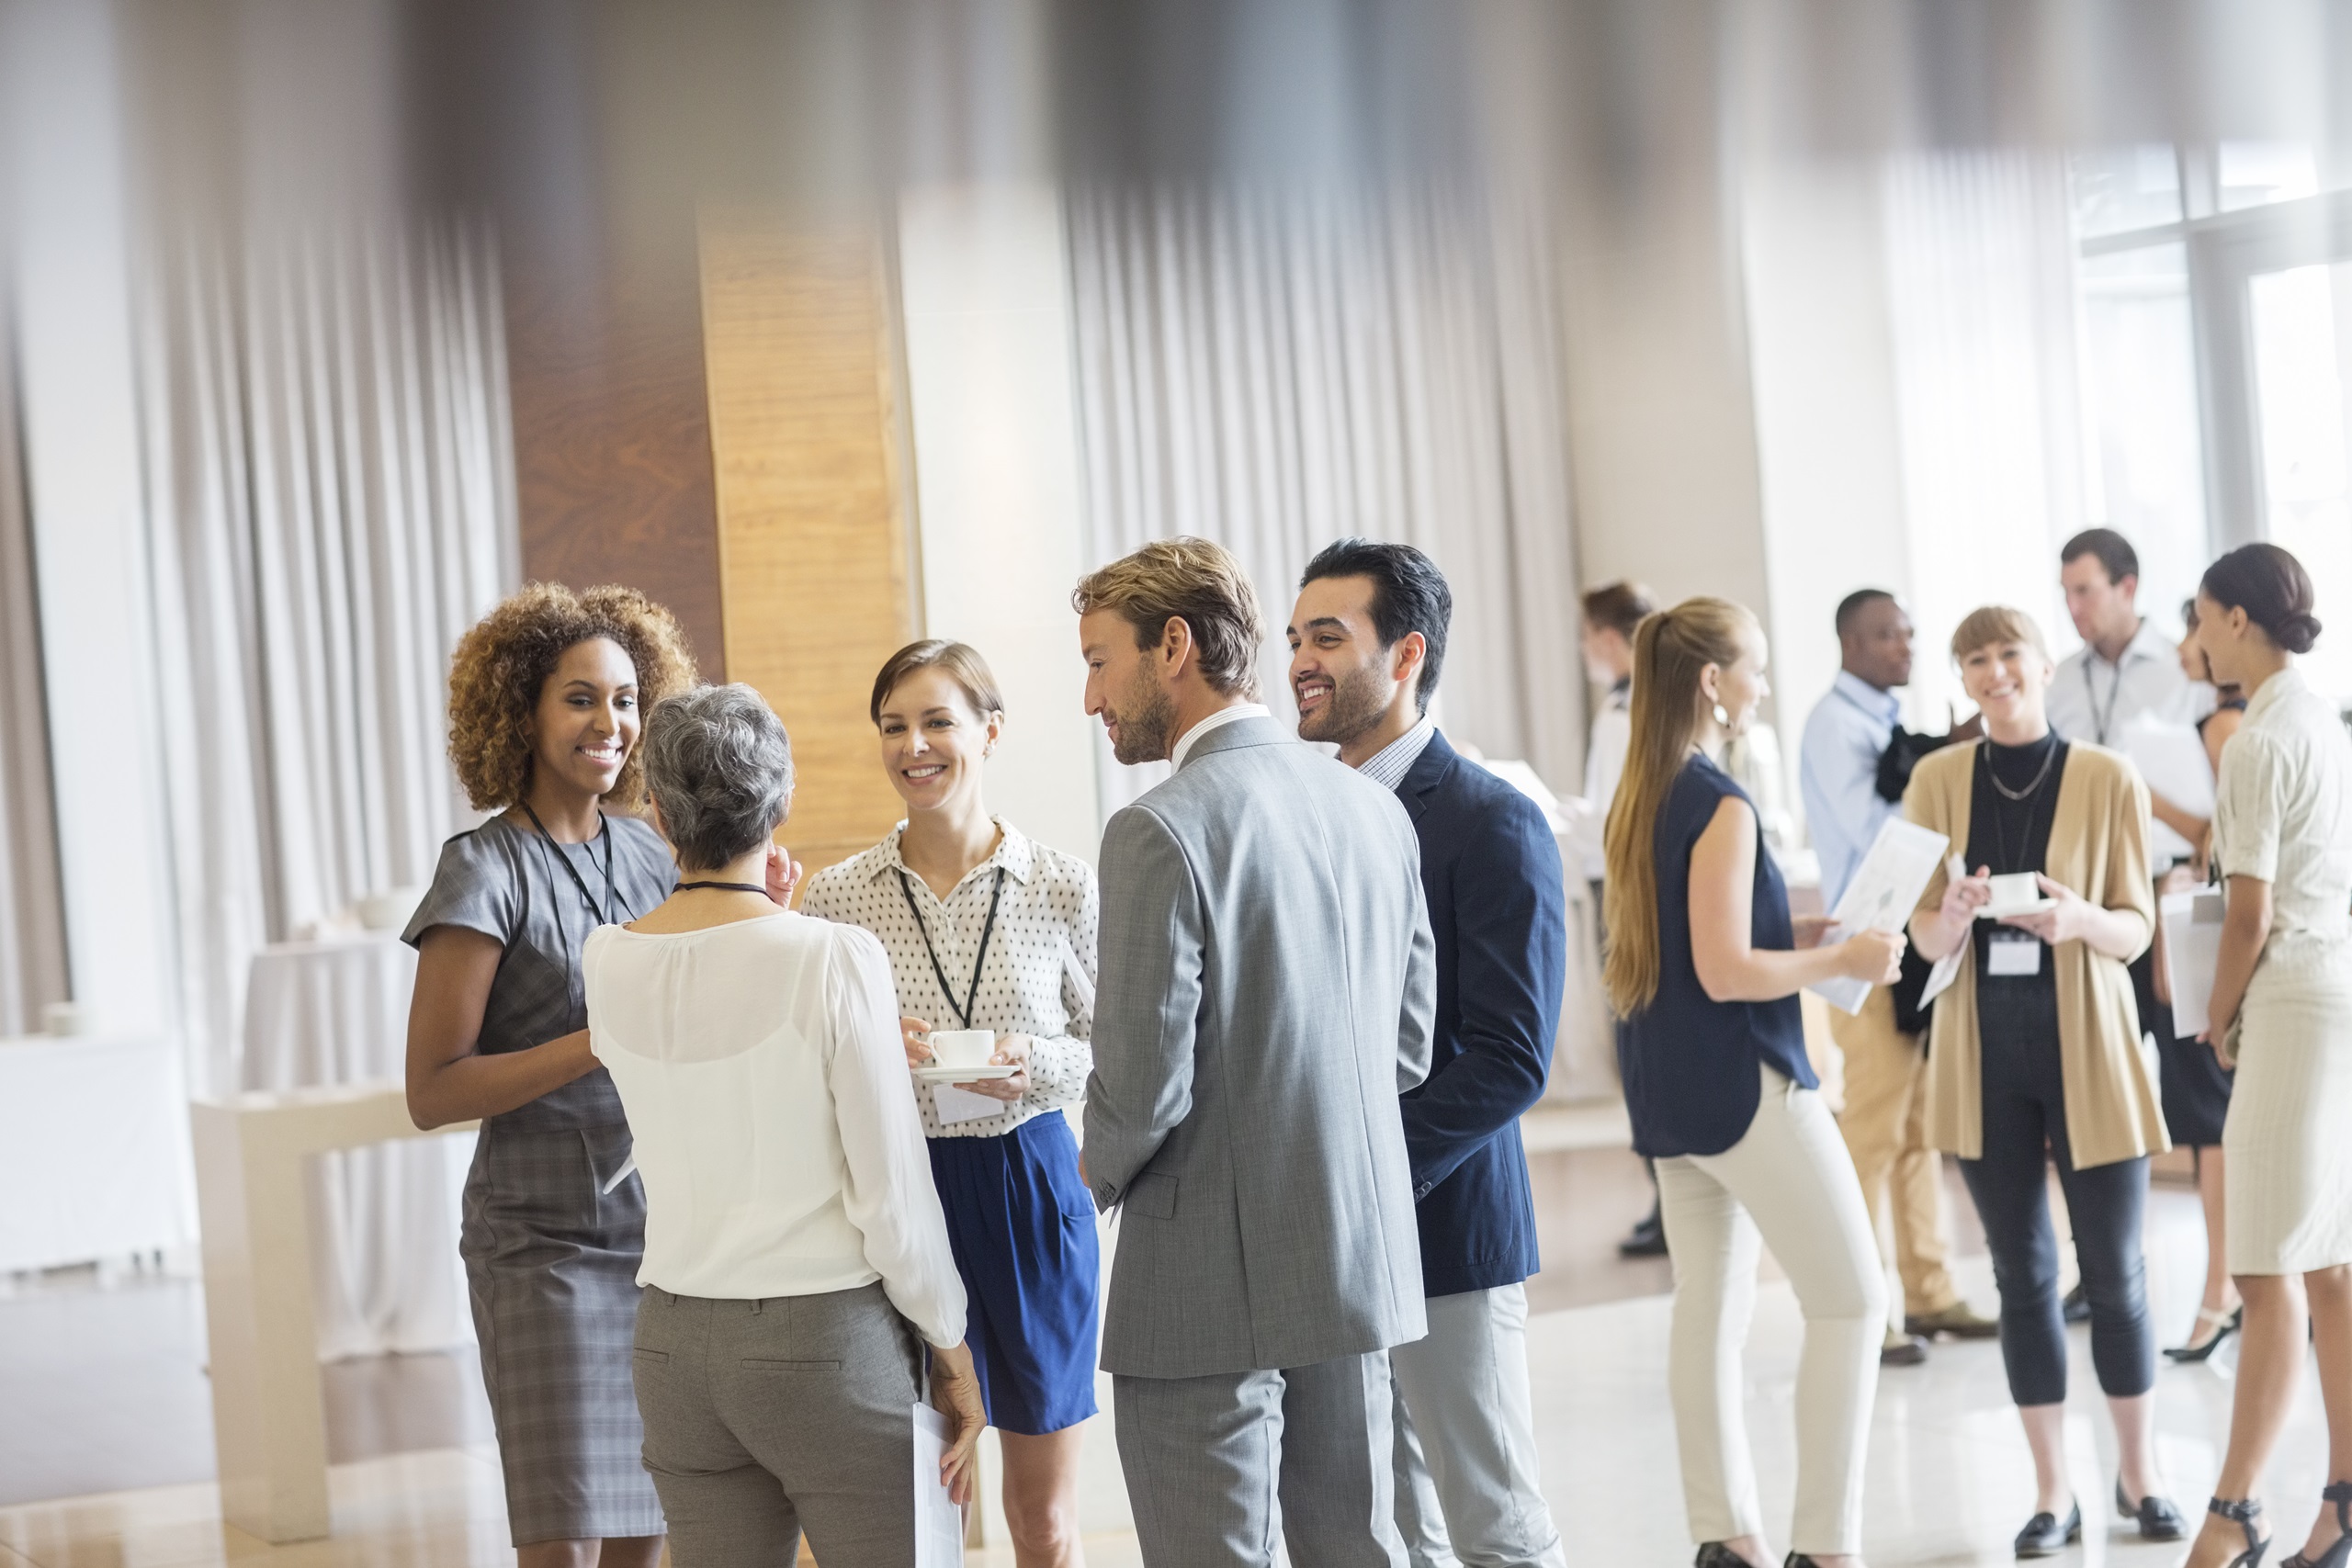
[403,811,677,1546]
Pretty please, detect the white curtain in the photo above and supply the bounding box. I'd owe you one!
[137,219,520,1099]
[1882,152,2090,722]
[1065,183,1585,818]
[0,295,71,1039]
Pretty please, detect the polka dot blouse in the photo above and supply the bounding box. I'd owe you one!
[798,819,1099,1140]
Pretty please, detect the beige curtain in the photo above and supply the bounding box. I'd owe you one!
[0,291,71,1039]
[137,220,519,1097]
[1065,183,1584,817]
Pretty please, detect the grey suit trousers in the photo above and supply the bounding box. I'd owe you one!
[1389,1284,1566,1568]
[1114,1351,1408,1568]
[631,1281,925,1568]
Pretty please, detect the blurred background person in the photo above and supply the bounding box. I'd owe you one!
[586,683,986,1567]
[1289,540,1569,1568]
[401,585,699,1568]
[1578,580,1671,1261]
[2154,596,2246,1365]
[800,641,1102,1568]
[2183,544,2352,1568]
[1606,596,1896,1568]
[1799,589,1996,1368]
[1902,606,2180,1556]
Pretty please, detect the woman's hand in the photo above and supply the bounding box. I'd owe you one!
[1836,928,1906,985]
[2000,874,2089,946]
[955,1033,1033,1102]
[763,843,805,908]
[1939,863,1994,926]
[1792,914,1838,951]
[900,1016,935,1071]
[928,1340,989,1506]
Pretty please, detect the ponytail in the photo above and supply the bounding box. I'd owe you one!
[1602,596,1755,1016]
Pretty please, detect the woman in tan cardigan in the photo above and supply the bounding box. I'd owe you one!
[1904,605,2181,1557]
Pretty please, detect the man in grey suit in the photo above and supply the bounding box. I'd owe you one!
[1074,536,1437,1568]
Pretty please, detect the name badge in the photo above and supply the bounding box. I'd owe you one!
[1987,931,2042,976]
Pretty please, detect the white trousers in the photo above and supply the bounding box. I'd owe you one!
[1389,1283,1566,1568]
[1657,1066,1884,1555]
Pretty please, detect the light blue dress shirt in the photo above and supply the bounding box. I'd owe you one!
[1800,671,1904,910]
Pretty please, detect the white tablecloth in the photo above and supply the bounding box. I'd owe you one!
[243,934,474,1359]
[0,1034,196,1271]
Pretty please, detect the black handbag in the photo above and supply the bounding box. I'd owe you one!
[1888,941,1937,1038]
[1874,727,1949,804]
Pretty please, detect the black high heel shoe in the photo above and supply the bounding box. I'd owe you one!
[2209,1495,2272,1568]
[2165,1303,2245,1362]
[2282,1481,2352,1568]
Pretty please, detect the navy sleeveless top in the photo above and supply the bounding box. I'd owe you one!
[1618,752,1816,1158]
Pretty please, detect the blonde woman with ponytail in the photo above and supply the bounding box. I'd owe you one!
[1605,597,1899,1568]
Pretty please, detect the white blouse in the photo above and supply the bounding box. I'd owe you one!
[2213,665,2352,979]
[582,912,968,1348]
[799,820,1098,1140]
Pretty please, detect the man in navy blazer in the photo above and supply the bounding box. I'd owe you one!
[1288,540,1569,1568]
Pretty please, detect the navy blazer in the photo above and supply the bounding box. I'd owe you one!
[1393,730,1567,1297]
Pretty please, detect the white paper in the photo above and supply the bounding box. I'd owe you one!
[2161,889,2226,1039]
[2122,714,2217,863]
[933,1083,1001,1125]
[912,1401,965,1566]
[1808,818,1950,1015]
[1917,853,1970,1008]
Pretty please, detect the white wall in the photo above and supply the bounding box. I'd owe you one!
[897,183,1102,863]
[4,0,179,1043]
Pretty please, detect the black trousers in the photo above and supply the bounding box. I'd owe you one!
[1959,975,2154,1407]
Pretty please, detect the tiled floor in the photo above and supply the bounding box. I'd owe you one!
[2,1151,2326,1567]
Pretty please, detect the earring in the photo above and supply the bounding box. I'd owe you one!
[1712,703,1730,727]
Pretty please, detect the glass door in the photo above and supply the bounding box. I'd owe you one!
[2246,260,2352,704]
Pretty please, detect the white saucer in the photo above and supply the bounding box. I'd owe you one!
[1976,899,2057,919]
[913,1064,1017,1084]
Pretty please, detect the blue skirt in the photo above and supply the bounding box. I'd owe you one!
[926,1110,1101,1436]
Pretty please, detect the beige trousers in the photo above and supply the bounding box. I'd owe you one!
[1827,985,1958,1319]
[1657,1066,1885,1555]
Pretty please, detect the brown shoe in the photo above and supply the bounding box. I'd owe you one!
[1906,1301,2000,1340]
[1881,1330,1929,1366]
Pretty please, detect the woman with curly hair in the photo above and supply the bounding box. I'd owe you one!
[402,581,704,1568]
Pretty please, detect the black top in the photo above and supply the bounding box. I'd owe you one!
[1966,734,2069,1015]
[1619,753,1815,1159]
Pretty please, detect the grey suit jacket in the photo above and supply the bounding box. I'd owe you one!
[1084,714,1436,1379]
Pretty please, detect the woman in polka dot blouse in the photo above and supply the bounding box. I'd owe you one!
[798,639,1101,1568]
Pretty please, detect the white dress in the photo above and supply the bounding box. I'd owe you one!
[2213,666,2352,1274]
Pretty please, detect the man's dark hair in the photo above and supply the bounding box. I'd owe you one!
[2062,527,2140,585]
[1298,537,1453,713]
[1580,580,1656,639]
[1834,588,1896,638]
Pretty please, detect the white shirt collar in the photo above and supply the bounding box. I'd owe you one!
[1831,668,1902,723]
[1170,703,1272,771]
[1354,715,1438,792]
[2077,618,2174,671]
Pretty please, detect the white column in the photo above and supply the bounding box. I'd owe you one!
[3,0,179,1042]
[898,182,1102,863]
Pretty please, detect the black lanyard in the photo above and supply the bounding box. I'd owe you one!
[522,802,627,926]
[2083,658,2126,745]
[897,866,1005,1031]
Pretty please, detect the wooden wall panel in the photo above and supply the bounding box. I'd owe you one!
[699,209,918,874]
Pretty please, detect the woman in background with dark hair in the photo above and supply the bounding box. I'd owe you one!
[2183,544,2352,1568]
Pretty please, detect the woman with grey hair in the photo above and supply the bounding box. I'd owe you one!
[582,682,986,1567]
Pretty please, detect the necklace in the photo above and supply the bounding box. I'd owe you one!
[1982,737,2058,802]
[677,880,768,896]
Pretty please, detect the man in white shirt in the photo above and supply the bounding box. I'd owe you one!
[2048,528,2211,747]
[1799,591,1996,1366]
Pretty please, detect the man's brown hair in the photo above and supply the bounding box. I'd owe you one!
[1580,581,1657,640]
[1072,536,1264,697]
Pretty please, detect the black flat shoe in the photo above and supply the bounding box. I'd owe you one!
[2015,1499,2081,1557]
[2208,1495,2272,1568]
[2281,1480,2352,1568]
[2116,1477,2188,1540]
[2063,1283,2090,1323]
[1785,1556,1825,1567]
[1622,1212,1668,1258]
[2165,1303,2245,1362]
[1693,1545,1761,1568]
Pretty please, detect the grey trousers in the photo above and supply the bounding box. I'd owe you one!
[631,1281,925,1568]
[1114,1351,1408,1568]
[1390,1284,1566,1568]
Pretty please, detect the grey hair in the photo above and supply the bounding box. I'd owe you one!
[641,683,794,871]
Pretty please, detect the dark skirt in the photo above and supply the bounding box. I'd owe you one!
[2132,946,2233,1147]
[463,1122,666,1546]
[925,1111,1101,1436]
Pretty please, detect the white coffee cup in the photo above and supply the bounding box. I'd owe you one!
[1986,872,2041,910]
[926,1030,994,1070]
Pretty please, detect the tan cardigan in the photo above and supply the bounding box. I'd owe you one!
[1904,739,2166,1168]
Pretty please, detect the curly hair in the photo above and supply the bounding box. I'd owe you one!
[446,582,700,812]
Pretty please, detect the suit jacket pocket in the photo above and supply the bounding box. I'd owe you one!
[1125,1171,1179,1220]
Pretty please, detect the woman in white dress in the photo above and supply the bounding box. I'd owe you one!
[2184,543,2352,1568]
